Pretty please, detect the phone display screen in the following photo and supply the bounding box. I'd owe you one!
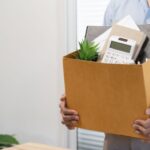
[110,41,131,53]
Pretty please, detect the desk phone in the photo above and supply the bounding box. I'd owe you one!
[101,35,136,64]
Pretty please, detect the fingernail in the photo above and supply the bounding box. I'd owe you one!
[135,130,140,134]
[146,109,150,115]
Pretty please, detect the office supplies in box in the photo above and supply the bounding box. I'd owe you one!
[101,25,146,61]
[63,23,150,139]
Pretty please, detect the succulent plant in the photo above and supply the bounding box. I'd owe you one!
[76,39,99,61]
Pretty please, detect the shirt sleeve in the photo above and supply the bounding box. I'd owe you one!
[145,8,150,23]
[103,0,116,26]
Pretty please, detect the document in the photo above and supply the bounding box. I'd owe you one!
[93,15,140,52]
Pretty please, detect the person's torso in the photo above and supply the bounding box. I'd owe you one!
[111,0,150,25]
[103,1,150,150]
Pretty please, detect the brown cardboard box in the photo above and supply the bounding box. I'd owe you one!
[4,143,69,150]
[63,51,150,139]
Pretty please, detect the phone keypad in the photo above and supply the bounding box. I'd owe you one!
[102,49,134,64]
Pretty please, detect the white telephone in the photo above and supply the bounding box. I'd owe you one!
[101,35,136,64]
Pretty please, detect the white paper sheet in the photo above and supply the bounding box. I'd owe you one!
[93,15,140,52]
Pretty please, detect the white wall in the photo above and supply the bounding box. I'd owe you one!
[77,0,110,41]
[0,0,66,147]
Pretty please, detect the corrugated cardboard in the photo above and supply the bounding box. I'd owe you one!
[63,52,150,138]
[4,143,69,150]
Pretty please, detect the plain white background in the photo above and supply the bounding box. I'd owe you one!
[77,0,110,41]
[0,0,110,149]
[0,0,67,147]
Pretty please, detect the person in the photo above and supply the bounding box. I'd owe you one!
[60,0,150,150]
[104,0,150,26]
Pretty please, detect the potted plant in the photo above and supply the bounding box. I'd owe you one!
[0,134,19,149]
[76,39,99,61]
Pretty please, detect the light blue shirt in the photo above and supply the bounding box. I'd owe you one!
[104,0,150,26]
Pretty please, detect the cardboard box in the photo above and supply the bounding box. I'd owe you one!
[4,143,69,150]
[63,51,150,139]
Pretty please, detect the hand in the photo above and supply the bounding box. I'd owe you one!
[133,108,150,139]
[59,94,79,130]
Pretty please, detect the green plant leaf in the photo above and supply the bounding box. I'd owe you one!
[0,134,19,147]
[77,39,99,61]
